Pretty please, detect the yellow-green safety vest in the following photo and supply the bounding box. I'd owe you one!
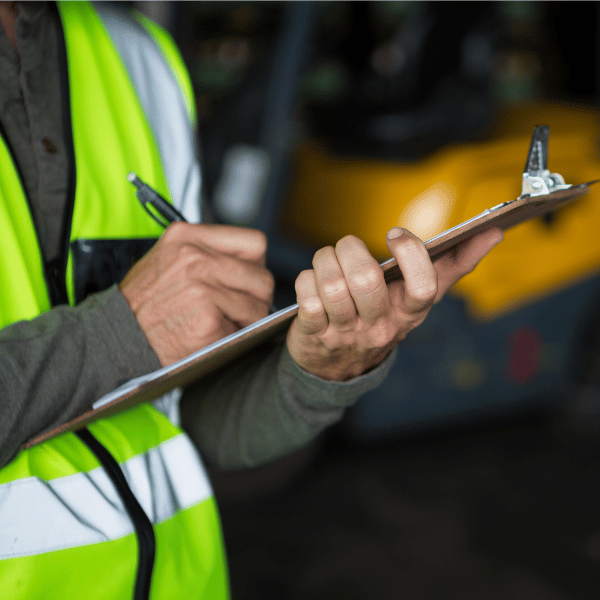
[0,2,228,598]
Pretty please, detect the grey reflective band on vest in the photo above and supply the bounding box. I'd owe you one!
[0,434,212,560]
[94,2,202,224]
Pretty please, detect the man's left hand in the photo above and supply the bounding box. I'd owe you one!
[286,227,503,381]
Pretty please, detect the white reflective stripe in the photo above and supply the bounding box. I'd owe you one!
[95,3,202,223]
[0,460,132,559]
[120,434,212,524]
[0,434,212,560]
[151,387,182,427]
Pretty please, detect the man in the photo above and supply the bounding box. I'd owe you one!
[0,2,503,599]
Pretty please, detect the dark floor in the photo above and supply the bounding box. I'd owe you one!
[213,408,600,600]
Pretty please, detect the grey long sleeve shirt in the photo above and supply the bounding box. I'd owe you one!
[0,2,395,469]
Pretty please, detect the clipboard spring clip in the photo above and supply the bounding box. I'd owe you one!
[521,125,571,198]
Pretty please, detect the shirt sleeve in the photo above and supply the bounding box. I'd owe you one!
[0,285,161,467]
[180,340,397,470]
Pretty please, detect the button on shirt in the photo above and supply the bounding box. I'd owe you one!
[0,1,68,264]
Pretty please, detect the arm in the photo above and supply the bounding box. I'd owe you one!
[120,221,502,469]
[0,285,161,467]
[179,340,397,470]
[0,219,271,468]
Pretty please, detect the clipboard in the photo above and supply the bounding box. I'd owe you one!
[22,126,598,448]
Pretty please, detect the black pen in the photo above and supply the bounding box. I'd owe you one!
[128,172,187,226]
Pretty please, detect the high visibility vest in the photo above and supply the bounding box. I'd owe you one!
[0,2,228,598]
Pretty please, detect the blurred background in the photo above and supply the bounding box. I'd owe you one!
[136,2,600,598]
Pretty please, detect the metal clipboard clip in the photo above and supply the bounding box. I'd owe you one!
[521,125,572,198]
[424,125,583,248]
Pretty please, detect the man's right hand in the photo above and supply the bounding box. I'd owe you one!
[119,223,275,366]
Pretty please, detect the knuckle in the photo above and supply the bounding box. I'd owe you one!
[183,251,211,281]
[178,243,202,263]
[320,274,349,302]
[321,333,347,353]
[176,242,214,273]
[369,321,397,349]
[348,266,381,296]
[331,315,357,334]
[411,279,438,304]
[300,295,325,318]
[186,282,212,303]
[162,221,190,244]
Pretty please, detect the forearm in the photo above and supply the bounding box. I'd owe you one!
[180,341,396,470]
[0,285,161,467]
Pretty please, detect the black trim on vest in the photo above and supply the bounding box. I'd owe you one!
[76,428,156,600]
[49,3,77,307]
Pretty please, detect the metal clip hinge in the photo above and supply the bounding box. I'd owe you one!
[521,125,571,197]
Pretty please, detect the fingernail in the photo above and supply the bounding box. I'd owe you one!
[387,227,404,240]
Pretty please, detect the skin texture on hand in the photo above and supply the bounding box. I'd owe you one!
[286,227,504,381]
[119,222,274,366]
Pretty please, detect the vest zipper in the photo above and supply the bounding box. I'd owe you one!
[76,428,156,600]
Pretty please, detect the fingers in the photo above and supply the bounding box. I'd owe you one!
[295,245,360,335]
[312,246,361,328]
[433,228,503,301]
[158,225,274,304]
[295,269,328,335]
[120,221,275,366]
[385,228,438,313]
[296,230,440,336]
[296,237,393,335]
[289,225,500,381]
[209,283,271,327]
[184,248,275,304]
[335,236,390,324]
[162,222,268,264]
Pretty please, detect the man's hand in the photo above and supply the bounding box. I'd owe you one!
[286,227,503,381]
[120,223,274,366]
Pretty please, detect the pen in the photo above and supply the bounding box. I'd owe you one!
[128,172,188,227]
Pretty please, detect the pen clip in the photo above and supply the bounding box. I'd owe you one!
[139,200,173,228]
[128,172,187,227]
